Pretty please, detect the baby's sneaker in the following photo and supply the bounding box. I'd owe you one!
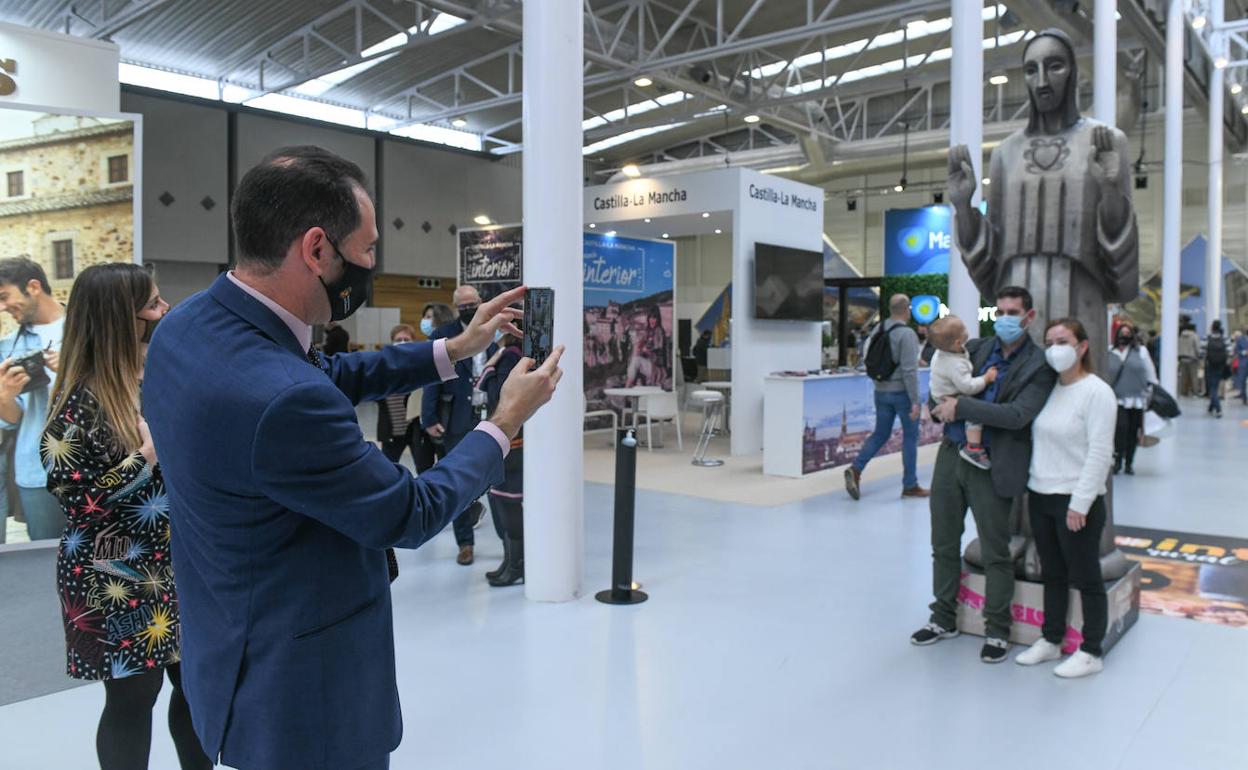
[959,444,992,470]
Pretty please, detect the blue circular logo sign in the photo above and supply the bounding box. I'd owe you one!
[911,295,941,325]
[898,227,926,258]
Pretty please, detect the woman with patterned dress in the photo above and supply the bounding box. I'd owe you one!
[42,264,211,770]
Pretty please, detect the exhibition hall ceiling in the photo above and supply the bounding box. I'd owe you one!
[0,0,1229,174]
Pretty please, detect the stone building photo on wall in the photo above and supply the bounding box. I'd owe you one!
[0,108,135,333]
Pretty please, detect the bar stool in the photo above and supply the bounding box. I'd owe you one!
[689,390,725,467]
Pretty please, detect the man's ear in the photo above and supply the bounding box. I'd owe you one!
[25,279,41,297]
[299,228,331,276]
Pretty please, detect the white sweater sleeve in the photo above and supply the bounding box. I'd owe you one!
[948,355,989,395]
[1070,383,1118,514]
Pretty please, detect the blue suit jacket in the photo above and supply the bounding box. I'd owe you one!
[420,319,495,439]
[142,275,504,770]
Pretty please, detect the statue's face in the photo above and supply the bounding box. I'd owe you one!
[1023,36,1072,115]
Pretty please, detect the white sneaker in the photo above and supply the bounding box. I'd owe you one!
[1054,650,1104,678]
[1015,639,1062,666]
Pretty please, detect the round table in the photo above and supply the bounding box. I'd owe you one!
[603,386,663,445]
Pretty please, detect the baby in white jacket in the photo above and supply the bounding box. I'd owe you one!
[929,316,998,469]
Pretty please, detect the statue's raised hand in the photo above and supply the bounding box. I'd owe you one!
[947,144,978,209]
[1089,125,1122,195]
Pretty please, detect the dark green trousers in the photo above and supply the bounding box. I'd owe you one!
[928,441,1015,640]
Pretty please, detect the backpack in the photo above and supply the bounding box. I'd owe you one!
[1207,335,1228,368]
[864,323,907,382]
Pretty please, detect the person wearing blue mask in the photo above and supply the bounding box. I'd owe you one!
[917,286,1057,663]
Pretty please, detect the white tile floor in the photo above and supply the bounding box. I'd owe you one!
[1,397,1245,770]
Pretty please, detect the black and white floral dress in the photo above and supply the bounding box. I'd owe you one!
[43,386,181,681]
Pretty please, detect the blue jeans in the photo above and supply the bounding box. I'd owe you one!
[20,486,66,541]
[852,390,919,489]
[1234,357,1247,402]
[1207,367,1224,413]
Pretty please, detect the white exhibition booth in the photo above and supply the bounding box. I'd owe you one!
[583,168,825,457]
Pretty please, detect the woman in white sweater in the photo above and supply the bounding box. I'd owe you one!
[1015,317,1118,678]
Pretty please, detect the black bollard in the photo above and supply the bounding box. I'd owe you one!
[596,427,648,605]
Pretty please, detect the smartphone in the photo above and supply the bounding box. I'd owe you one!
[523,287,555,366]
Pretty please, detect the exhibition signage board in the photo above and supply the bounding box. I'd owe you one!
[884,206,954,276]
[0,22,120,113]
[457,224,522,302]
[583,168,822,225]
[800,370,941,474]
[584,232,676,417]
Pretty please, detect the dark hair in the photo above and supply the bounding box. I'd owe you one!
[996,285,1034,312]
[1046,317,1095,373]
[322,324,350,355]
[1212,320,1223,334]
[0,257,51,294]
[1023,29,1081,135]
[231,146,370,273]
[1116,322,1138,347]
[423,302,456,328]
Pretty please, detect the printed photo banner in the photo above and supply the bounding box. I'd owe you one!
[457,225,522,302]
[1114,526,1248,628]
[583,232,676,417]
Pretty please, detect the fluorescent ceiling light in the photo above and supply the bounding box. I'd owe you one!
[451,117,469,128]
[989,73,1009,86]
[784,29,1027,95]
[119,62,220,99]
[582,121,690,155]
[389,122,482,151]
[661,233,670,238]
[473,215,492,226]
[701,212,710,218]
[1241,104,1248,114]
[621,163,641,177]
[714,228,723,234]
[982,177,992,185]
[118,61,481,153]
[605,230,618,237]
[1192,15,1207,29]
[245,93,368,128]
[894,184,904,192]
[583,91,688,131]
[1216,56,1229,69]
[588,223,597,228]
[292,54,397,97]
[634,76,653,87]
[747,4,1006,79]
[1233,83,1243,95]
[361,12,467,57]
[743,114,761,123]
[643,218,652,223]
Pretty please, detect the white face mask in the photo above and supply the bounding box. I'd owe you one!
[1045,344,1079,373]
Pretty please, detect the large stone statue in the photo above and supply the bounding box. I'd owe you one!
[949,28,1134,581]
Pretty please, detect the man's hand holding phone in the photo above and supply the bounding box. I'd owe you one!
[445,285,525,362]
[490,345,566,440]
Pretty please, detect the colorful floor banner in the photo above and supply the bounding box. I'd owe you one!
[584,232,675,415]
[1115,526,1248,628]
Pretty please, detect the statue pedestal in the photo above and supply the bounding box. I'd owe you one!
[955,560,1142,654]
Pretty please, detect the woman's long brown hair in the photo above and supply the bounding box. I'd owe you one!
[47,264,152,452]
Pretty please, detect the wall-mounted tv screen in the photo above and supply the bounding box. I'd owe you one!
[753,242,823,321]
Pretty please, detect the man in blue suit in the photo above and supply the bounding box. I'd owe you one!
[421,282,494,565]
[143,146,563,770]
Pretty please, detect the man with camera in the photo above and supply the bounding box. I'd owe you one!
[0,258,66,542]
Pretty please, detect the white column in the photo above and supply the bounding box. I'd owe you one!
[1207,0,1226,332]
[522,0,583,602]
[1160,0,1184,395]
[949,0,983,332]
[1094,0,1118,124]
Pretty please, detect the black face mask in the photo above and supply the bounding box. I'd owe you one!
[320,239,373,322]
[459,307,478,327]
[139,315,160,344]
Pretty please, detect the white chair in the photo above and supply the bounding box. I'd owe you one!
[584,395,619,439]
[635,391,682,451]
